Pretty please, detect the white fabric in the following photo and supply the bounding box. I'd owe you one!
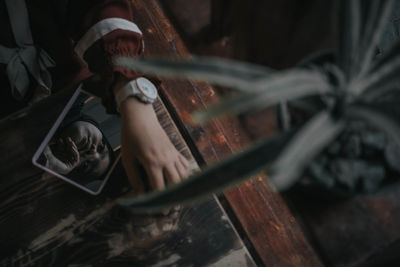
[1,0,55,100]
[0,45,55,100]
[5,0,33,46]
[74,18,143,61]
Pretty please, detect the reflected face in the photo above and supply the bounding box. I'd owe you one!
[59,121,111,179]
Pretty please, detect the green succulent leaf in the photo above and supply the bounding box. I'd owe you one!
[194,69,332,123]
[118,130,296,213]
[114,56,274,91]
[269,111,344,190]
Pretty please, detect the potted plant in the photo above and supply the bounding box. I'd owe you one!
[116,0,400,212]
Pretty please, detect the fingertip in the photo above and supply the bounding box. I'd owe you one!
[145,166,165,192]
[175,160,189,180]
[164,165,181,185]
[179,154,190,169]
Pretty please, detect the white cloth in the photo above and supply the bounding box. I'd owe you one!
[74,18,143,62]
[0,0,55,101]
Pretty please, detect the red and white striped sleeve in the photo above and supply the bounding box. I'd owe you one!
[67,0,149,112]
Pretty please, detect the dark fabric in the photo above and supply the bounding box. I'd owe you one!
[0,0,144,119]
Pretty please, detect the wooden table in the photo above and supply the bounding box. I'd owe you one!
[159,1,400,266]
[132,1,322,266]
[0,1,326,266]
[0,85,256,266]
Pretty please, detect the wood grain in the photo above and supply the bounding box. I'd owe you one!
[287,185,400,267]
[131,0,323,266]
[136,1,400,266]
[0,88,254,266]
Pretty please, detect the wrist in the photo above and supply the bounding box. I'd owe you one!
[119,96,157,123]
[113,75,131,96]
[113,76,158,112]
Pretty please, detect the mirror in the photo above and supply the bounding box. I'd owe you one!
[33,86,121,195]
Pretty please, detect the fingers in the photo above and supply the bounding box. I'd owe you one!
[179,154,189,169]
[55,137,79,168]
[145,165,165,191]
[164,164,181,185]
[122,157,146,195]
[175,159,189,180]
[164,163,184,214]
[67,137,80,165]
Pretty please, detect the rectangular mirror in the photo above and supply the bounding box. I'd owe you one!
[32,86,121,195]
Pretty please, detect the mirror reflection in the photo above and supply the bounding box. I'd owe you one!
[37,90,121,193]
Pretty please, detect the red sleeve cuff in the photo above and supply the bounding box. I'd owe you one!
[84,29,144,78]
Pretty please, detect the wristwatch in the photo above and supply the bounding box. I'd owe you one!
[115,77,158,111]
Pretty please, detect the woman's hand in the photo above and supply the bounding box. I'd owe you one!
[118,92,190,195]
[43,137,80,174]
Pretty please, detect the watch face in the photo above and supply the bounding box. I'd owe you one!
[136,78,157,99]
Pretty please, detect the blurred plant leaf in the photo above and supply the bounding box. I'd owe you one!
[362,79,400,102]
[347,104,400,148]
[114,56,274,91]
[358,41,400,96]
[338,0,362,78]
[118,130,296,213]
[194,69,331,123]
[270,111,344,190]
[370,39,400,73]
[338,0,395,79]
[358,0,395,76]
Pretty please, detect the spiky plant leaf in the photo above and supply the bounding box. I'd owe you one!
[118,130,296,213]
[269,111,344,190]
[194,69,332,123]
[357,41,400,97]
[338,0,362,78]
[114,56,273,91]
[278,101,291,131]
[370,39,400,73]
[347,104,400,148]
[358,0,396,76]
[338,0,395,79]
[362,79,400,102]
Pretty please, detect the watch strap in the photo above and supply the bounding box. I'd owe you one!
[115,78,157,112]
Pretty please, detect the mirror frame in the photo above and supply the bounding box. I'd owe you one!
[32,85,121,195]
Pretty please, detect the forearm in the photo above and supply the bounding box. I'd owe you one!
[68,0,144,113]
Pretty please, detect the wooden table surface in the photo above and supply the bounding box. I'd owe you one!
[159,1,400,266]
[0,1,329,266]
[0,84,255,266]
[132,1,322,266]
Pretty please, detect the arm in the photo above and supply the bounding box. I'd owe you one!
[66,0,189,194]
